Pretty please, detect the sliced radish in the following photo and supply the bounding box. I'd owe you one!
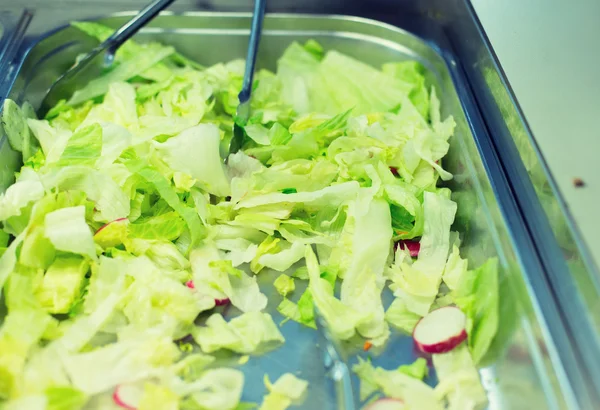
[215,298,230,306]
[113,383,144,410]
[396,240,420,257]
[94,218,129,248]
[413,306,467,354]
[365,398,405,410]
[185,280,195,289]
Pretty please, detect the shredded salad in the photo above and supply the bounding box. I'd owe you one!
[0,22,499,410]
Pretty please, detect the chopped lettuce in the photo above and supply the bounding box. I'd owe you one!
[352,358,443,409]
[398,357,428,380]
[273,274,295,297]
[0,28,496,409]
[259,373,308,410]
[452,258,500,364]
[432,344,487,410]
[192,312,284,354]
[35,256,89,314]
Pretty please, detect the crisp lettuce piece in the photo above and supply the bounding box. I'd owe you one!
[0,308,53,399]
[432,344,487,410]
[259,373,308,410]
[273,274,295,297]
[60,333,180,394]
[129,163,205,250]
[276,290,316,329]
[68,42,175,105]
[191,245,267,312]
[384,298,421,334]
[19,225,56,270]
[129,211,186,241]
[120,256,210,335]
[390,191,456,316]
[2,395,48,410]
[258,241,305,273]
[3,99,28,152]
[172,353,216,382]
[305,246,362,340]
[235,181,360,210]
[44,206,97,260]
[398,358,428,380]
[453,258,500,364]
[155,124,230,197]
[352,358,443,409]
[192,312,284,354]
[176,368,244,410]
[277,43,413,116]
[80,82,139,131]
[27,119,73,164]
[50,276,124,353]
[45,386,88,410]
[43,166,130,222]
[57,123,102,166]
[83,255,127,314]
[139,382,179,410]
[442,245,468,292]
[340,197,392,342]
[382,61,430,120]
[0,168,44,221]
[3,100,40,162]
[35,256,89,314]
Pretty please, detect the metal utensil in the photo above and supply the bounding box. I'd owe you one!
[39,0,175,114]
[228,0,267,157]
[314,305,357,410]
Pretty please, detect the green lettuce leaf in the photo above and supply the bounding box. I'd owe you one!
[273,274,295,297]
[57,123,102,166]
[398,358,428,380]
[453,258,499,364]
[35,256,89,314]
[352,357,443,409]
[68,43,175,106]
[192,312,284,354]
[432,344,487,410]
[259,373,308,410]
[155,124,231,197]
[177,368,244,410]
[44,206,97,260]
[191,245,267,312]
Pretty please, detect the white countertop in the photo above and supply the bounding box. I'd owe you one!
[472,0,600,268]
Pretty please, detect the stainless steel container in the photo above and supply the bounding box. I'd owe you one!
[1,2,599,409]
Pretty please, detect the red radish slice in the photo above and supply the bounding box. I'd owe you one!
[413,306,467,354]
[185,280,195,289]
[113,383,144,410]
[215,298,230,306]
[365,398,405,410]
[94,218,129,248]
[396,240,420,257]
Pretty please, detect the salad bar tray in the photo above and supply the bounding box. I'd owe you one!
[0,5,599,410]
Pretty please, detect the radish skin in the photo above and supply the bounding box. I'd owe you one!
[365,398,405,410]
[113,389,136,410]
[215,298,230,306]
[413,306,467,354]
[96,217,128,234]
[113,384,143,410]
[396,240,420,257]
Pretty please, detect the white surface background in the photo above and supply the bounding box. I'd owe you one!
[471,0,600,266]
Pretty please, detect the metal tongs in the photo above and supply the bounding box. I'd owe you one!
[228,0,267,157]
[314,305,357,410]
[40,0,175,114]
